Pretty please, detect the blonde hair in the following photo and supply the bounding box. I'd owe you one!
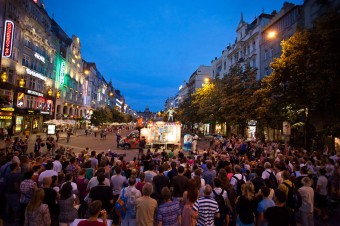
[241,181,255,200]
[26,188,45,212]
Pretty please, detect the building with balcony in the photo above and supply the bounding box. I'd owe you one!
[0,0,58,134]
[260,3,303,80]
[211,12,274,80]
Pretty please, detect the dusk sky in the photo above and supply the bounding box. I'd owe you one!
[43,0,303,112]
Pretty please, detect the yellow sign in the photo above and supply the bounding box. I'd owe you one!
[1,107,14,111]
[0,116,12,120]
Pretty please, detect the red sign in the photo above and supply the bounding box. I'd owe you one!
[2,20,14,58]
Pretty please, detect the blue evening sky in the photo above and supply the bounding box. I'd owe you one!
[43,0,303,112]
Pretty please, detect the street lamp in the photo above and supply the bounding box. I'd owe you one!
[1,72,8,82]
[56,90,61,99]
[18,77,25,88]
[47,87,53,96]
[267,30,277,40]
[204,77,210,84]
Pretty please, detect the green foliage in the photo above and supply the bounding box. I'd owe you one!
[90,107,134,126]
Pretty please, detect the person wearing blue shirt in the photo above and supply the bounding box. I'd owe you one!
[257,186,275,226]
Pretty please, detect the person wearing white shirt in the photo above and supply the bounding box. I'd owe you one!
[316,168,328,220]
[53,154,62,173]
[261,162,274,180]
[61,173,78,194]
[230,165,246,188]
[38,162,57,184]
[298,177,314,226]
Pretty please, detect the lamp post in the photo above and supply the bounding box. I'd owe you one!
[1,71,7,82]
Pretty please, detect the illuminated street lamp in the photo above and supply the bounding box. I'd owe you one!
[47,88,53,96]
[1,72,8,82]
[18,77,25,87]
[267,30,277,39]
[204,77,210,84]
[56,90,61,99]
[109,92,114,96]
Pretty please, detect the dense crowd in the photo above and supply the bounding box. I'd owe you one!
[0,134,339,226]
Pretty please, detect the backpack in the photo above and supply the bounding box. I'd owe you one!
[115,188,127,219]
[282,182,302,211]
[266,170,278,189]
[213,189,228,215]
[232,175,245,196]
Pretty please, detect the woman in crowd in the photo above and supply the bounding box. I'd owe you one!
[24,188,51,226]
[235,181,257,226]
[59,182,79,226]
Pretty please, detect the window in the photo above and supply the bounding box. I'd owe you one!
[30,60,37,71]
[37,80,43,92]
[269,48,274,58]
[252,59,256,68]
[223,61,226,70]
[265,67,270,75]
[11,48,19,61]
[22,54,30,67]
[264,51,268,60]
[29,77,36,90]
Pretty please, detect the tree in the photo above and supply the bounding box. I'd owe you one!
[256,11,340,147]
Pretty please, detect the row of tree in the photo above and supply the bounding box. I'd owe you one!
[90,107,134,126]
[177,12,340,145]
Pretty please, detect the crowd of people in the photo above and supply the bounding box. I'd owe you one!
[0,134,339,226]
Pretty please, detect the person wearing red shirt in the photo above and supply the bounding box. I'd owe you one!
[78,200,107,226]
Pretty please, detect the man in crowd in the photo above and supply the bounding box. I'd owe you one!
[136,182,158,226]
[193,184,220,226]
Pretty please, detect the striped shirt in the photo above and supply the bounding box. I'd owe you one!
[193,196,219,226]
[157,201,181,226]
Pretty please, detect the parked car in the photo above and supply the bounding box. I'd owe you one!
[119,130,140,149]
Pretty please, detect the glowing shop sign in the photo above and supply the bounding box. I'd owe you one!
[60,61,65,84]
[0,107,14,111]
[26,68,47,81]
[34,52,45,63]
[0,116,12,120]
[2,20,14,57]
[27,89,44,97]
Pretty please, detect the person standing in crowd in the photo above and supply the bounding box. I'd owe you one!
[153,165,170,203]
[136,182,158,226]
[235,181,257,226]
[38,161,58,185]
[53,155,63,174]
[167,161,178,184]
[111,166,127,201]
[19,171,37,225]
[257,186,275,226]
[24,188,51,226]
[138,136,146,160]
[171,165,188,202]
[265,189,296,226]
[4,162,21,224]
[316,168,328,220]
[193,184,220,226]
[89,173,113,216]
[78,200,107,226]
[59,182,79,226]
[156,187,182,226]
[192,134,199,152]
[116,133,121,148]
[41,177,58,226]
[298,177,314,226]
[203,161,216,187]
[120,177,142,226]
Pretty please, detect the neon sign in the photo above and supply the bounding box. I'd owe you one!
[34,52,45,63]
[28,89,44,97]
[26,68,47,81]
[60,61,65,84]
[2,20,14,58]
